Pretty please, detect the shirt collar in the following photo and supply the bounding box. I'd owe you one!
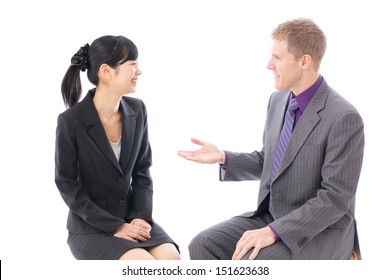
[291,75,323,113]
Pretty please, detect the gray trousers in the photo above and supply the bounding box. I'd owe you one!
[188,211,291,260]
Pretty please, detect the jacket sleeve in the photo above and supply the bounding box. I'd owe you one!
[220,93,271,182]
[54,113,124,234]
[220,150,265,181]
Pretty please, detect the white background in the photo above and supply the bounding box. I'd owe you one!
[1,0,388,278]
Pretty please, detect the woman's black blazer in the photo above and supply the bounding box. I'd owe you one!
[55,89,153,234]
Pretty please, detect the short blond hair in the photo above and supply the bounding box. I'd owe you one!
[272,18,326,71]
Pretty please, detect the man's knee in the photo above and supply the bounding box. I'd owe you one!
[188,233,208,258]
[241,243,291,260]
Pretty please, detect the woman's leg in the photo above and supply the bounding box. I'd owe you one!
[148,243,181,260]
[119,248,156,260]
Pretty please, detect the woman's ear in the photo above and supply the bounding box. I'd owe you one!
[99,63,113,81]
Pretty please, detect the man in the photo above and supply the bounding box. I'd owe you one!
[178,18,364,260]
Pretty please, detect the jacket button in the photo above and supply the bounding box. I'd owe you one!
[119,200,125,206]
[119,178,125,184]
[298,237,308,248]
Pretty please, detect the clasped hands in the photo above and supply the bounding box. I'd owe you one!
[114,218,152,243]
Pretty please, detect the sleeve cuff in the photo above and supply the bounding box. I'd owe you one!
[268,224,280,241]
[219,150,228,169]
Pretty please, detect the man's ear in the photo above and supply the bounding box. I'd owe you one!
[300,54,312,70]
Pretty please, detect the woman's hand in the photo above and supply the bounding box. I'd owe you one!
[114,219,152,243]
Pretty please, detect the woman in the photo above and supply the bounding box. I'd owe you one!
[55,35,180,260]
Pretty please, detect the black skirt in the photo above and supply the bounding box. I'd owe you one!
[67,222,179,260]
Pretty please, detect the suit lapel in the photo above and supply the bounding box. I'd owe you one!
[268,91,290,173]
[118,98,136,172]
[274,81,328,180]
[81,91,123,174]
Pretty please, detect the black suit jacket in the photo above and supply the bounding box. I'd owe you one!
[55,89,153,234]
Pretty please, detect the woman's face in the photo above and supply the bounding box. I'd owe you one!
[112,60,142,95]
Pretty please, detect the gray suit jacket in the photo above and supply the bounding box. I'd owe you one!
[221,79,364,259]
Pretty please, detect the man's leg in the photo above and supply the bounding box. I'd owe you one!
[189,212,291,260]
[189,215,266,260]
[241,211,291,260]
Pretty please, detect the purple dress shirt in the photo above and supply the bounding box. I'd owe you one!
[293,75,323,126]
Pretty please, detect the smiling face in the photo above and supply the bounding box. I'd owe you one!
[267,39,303,92]
[112,60,142,95]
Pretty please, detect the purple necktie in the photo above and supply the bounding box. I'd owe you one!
[269,97,299,215]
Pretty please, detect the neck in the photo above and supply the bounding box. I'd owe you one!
[291,72,319,96]
[93,87,121,119]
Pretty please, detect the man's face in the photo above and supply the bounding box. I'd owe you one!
[267,39,302,92]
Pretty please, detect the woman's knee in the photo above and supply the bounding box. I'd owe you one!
[149,243,181,260]
[119,248,156,260]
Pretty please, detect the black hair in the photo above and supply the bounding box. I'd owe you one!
[61,35,138,108]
